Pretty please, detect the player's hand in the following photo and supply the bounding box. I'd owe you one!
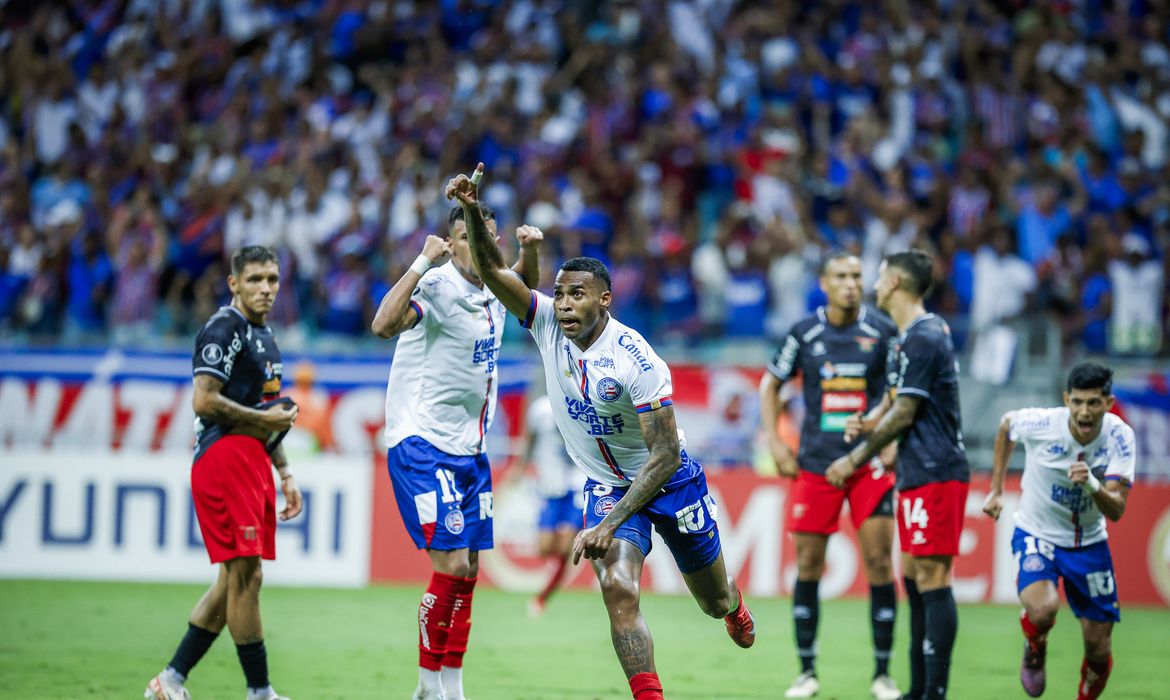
[571,524,616,565]
[982,490,1003,520]
[768,435,798,478]
[279,475,303,521]
[444,162,483,206]
[825,456,856,489]
[421,234,452,265]
[1068,460,1091,485]
[259,402,298,432]
[843,411,866,443]
[516,224,544,248]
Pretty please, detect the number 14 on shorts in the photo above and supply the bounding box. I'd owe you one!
[902,497,929,528]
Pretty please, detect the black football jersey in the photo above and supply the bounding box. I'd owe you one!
[767,306,896,474]
[886,314,970,489]
[191,305,283,460]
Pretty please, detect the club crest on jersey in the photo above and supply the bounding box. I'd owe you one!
[596,377,623,402]
[595,495,618,517]
[810,341,827,356]
[855,336,878,352]
[202,344,224,365]
[444,509,465,534]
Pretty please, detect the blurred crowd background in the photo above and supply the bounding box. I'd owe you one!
[0,0,1167,359]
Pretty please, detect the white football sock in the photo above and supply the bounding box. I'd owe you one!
[161,666,186,686]
[419,667,443,692]
[246,685,275,700]
[441,666,464,699]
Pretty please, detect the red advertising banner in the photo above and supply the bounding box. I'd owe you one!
[370,464,1170,607]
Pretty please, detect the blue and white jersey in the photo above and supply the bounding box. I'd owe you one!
[520,290,699,488]
[1010,407,1137,548]
[384,261,506,456]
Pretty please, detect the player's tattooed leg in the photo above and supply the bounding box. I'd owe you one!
[612,627,655,676]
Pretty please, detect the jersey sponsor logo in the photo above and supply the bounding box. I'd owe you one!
[821,413,854,431]
[594,495,618,517]
[473,337,497,371]
[592,357,615,369]
[855,335,878,352]
[822,392,866,412]
[224,334,243,376]
[773,336,799,377]
[819,361,867,378]
[1109,425,1133,458]
[443,509,465,534]
[201,344,224,365]
[1050,484,1091,513]
[617,333,654,372]
[822,377,867,391]
[596,377,623,402]
[564,397,626,435]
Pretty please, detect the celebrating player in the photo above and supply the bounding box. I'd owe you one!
[371,204,541,700]
[450,162,756,700]
[759,251,901,700]
[146,246,301,700]
[521,392,585,617]
[831,249,970,700]
[982,362,1135,700]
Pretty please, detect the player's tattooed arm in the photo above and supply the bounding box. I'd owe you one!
[192,375,297,432]
[447,163,535,318]
[371,235,450,338]
[828,395,919,487]
[601,406,682,529]
[982,412,1017,520]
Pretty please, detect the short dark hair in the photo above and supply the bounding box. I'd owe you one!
[559,257,612,291]
[884,249,934,297]
[1067,362,1113,395]
[447,204,496,231]
[820,250,859,275]
[231,246,278,276]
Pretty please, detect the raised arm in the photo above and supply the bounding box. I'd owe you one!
[982,411,1016,520]
[511,225,544,289]
[826,394,920,487]
[446,163,536,318]
[370,235,451,338]
[572,406,682,564]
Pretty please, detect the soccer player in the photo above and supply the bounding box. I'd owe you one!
[146,246,302,700]
[830,249,969,700]
[759,251,902,700]
[522,392,585,617]
[370,205,541,700]
[450,163,756,700]
[982,362,1135,700]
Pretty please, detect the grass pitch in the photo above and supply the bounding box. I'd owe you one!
[1,579,1167,699]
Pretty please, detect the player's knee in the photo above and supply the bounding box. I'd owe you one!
[226,557,263,593]
[1024,601,1059,628]
[795,552,825,580]
[1083,630,1112,659]
[863,551,893,581]
[696,589,734,619]
[598,569,640,610]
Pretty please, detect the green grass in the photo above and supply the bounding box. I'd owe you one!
[1,580,1167,699]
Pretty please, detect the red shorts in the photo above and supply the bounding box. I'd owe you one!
[896,481,969,557]
[192,435,276,564]
[786,463,896,535]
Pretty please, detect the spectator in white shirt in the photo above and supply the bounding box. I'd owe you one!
[1109,233,1164,354]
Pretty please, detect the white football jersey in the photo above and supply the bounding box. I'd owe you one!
[384,262,506,456]
[527,395,585,498]
[521,291,677,487]
[1010,407,1137,548]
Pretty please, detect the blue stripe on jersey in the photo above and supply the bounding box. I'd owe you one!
[519,292,538,328]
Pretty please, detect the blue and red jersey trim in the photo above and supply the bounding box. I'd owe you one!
[409,300,424,326]
[519,291,538,329]
[634,395,674,414]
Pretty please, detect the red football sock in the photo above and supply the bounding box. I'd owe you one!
[629,671,664,699]
[1019,609,1053,647]
[418,572,461,671]
[537,556,570,604]
[1077,655,1112,700]
[442,576,477,668]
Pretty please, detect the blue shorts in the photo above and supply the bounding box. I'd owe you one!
[1012,527,1120,623]
[387,436,493,552]
[583,460,721,575]
[538,492,582,532]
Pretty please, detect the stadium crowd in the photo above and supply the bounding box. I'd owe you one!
[0,0,1167,356]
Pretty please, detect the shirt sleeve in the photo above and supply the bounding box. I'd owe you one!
[1008,407,1057,443]
[894,327,943,399]
[1104,420,1137,488]
[625,338,673,414]
[409,272,448,328]
[766,328,802,381]
[519,290,558,351]
[192,316,240,382]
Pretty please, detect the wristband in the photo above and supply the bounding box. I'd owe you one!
[1082,472,1101,494]
[279,472,294,481]
[470,169,483,186]
[410,254,432,277]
